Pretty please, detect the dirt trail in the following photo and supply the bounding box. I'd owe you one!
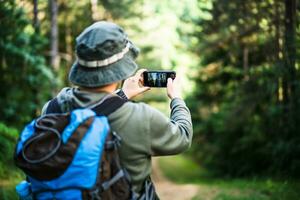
[151,158,200,200]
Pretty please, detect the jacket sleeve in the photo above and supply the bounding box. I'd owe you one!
[148,98,193,156]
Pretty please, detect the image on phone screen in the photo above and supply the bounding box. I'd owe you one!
[143,71,176,87]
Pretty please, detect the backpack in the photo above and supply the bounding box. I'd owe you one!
[14,95,145,200]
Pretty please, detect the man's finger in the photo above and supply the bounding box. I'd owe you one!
[167,78,173,86]
[135,68,147,78]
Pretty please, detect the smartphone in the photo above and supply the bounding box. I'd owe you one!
[143,70,176,87]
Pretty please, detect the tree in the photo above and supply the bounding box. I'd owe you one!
[188,0,300,177]
[0,0,55,128]
[33,0,39,31]
[49,0,59,70]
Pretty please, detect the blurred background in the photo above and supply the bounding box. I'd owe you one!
[0,0,300,199]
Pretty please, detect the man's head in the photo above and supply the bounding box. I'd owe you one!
[69,21,139,88]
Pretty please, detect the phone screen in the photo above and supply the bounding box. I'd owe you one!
[143,71,176,87]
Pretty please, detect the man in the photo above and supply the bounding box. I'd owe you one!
[42,21,193,199]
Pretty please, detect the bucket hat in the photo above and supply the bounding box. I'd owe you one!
[69,21,139,87]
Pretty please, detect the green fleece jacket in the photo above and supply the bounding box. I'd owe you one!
[42,87,193,193]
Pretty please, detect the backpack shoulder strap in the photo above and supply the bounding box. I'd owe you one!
[91,95,127,116]
[46,94,127,115]
[45,98,62,114]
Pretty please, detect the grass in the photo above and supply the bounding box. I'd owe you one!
[158,155,300,200]
[0,178,23,200]
[0,122,25,200]
[0,163,24,200]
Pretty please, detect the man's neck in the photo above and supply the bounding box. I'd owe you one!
[79,83,118,93]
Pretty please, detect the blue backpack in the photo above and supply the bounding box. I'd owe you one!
[14,95,143,200]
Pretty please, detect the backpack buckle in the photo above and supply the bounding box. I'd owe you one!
[105,132,121,150]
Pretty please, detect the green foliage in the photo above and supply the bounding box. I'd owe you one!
[0,185,19,200]
[190,66,300,176]
[0,0,55,128]
[0,122,23,200]
[0,122,23,179]
[159,155,204,184]
[188,0,300,177]
[100,0,143,19]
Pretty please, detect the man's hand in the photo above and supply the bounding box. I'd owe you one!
[122,69,150,99]
[167,77,182,100]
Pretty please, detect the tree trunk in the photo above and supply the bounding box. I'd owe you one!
[283,0,296,104]
[284,0,296,71]
[49,0,59,70]
[274,0,283,102]
[243,46,249,80]
[90,0,99,21]
[243,47,249,72]
[33,0,39,32]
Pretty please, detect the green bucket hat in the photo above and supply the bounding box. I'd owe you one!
[69,21,139,87]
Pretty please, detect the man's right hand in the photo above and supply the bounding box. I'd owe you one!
[122,69,150,99]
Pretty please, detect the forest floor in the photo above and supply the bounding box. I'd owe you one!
[151,155,300,200]
[152,157,199,200]
[151,157,239,200]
